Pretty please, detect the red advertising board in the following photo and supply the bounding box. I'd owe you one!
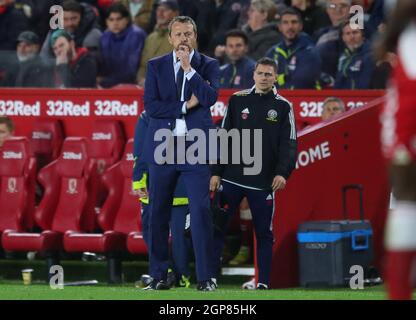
[0,88,384,138]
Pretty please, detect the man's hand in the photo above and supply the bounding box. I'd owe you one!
[137,77,145,88]
[186,94,199,110]
[214,45,225,58]
[137,187,148,198]
[176,44,192,72]
[55,49,69,65]
[132,186,148,198]
[210,175,221,192]
[271,175,286,192]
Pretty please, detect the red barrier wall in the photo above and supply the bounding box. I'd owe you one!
[271,97,390,287]
[0,88,383,138]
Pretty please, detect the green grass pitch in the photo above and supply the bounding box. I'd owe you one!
[1,282,414,300]
[0,261,414,300]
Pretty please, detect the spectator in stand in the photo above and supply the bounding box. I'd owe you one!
[207,0,244,56]
[321,96,345,121]
[0,0,29,50]
[41,0,102,60]
[334,21,375,89]
[146,0,216,54]
[242,0,281,61]
[98,3,146,88]
[314,0,351,81]
[14,0,57,42]
[352,0,385,40]
[235,0,253,29]
[83,0,115,28]
[0,116,14,150]
[217,29,255,89]
[119,0,155,33]
[6,31,53,87]
[136,0,179,87]
[314,0,350,44]
[51,29,97,88]
[266,8,321,89]
[290,0,331,36]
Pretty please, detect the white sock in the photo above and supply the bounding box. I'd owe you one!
[385,201,416,250]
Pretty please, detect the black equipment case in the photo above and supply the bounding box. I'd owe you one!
[297,185,373,287]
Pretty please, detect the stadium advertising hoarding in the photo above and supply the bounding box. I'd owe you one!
[0,88,384,138]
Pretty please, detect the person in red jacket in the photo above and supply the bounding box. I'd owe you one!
[379,0,416,300]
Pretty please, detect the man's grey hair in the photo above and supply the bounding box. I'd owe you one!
[250,0,276,21]
[322,97,346,111]
[168,16,198,36]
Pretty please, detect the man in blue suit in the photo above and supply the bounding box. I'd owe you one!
[132,110,192,289]
[143,15,220,291]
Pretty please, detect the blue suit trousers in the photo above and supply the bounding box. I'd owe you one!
[148,163,214,282]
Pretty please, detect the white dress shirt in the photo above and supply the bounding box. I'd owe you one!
[172,50,196,136]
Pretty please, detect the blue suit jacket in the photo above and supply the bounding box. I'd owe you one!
[143,50,220,164]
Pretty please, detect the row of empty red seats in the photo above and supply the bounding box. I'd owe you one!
[0,120,147,283]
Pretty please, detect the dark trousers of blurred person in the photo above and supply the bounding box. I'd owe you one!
[141,202,192,285]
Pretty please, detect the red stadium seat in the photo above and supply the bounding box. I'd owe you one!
[89,120,124,172]
[0,137,36,239]
[2,138,98,274]
[63,139,144,283]
[30,119,65,170]
[89,120,125,209]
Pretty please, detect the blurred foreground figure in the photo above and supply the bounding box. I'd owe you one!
[379,0,416,300]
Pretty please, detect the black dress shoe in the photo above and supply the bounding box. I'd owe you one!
[197,279,216,291]
[143,279,170,290]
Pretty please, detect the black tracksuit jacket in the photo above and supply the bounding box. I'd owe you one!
[211,86,298,190]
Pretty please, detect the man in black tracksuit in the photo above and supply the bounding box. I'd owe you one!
[210,57,297,289]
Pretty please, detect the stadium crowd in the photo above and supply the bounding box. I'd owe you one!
[0,0,391,90]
